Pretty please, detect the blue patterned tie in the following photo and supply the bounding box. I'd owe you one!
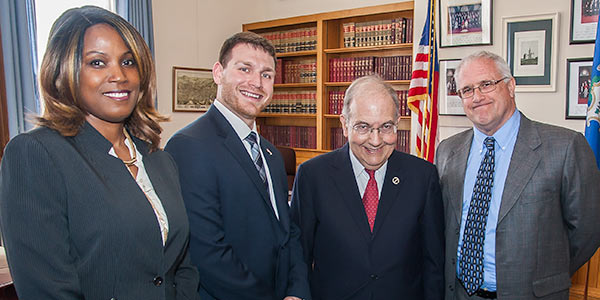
[459,137,495,295]
[245,132,268,190]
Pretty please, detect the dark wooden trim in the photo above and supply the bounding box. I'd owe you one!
[0,26,11,160]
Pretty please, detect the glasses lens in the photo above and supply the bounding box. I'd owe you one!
[460,87,474,98]
[480,81,496,93]
[380,124,396,135]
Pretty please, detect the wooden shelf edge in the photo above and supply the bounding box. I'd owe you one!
[274,83,317,88]
[324,43,413,54]
[325,80,410,87]
[258,113,317,118]
[290,147,329,153]
[276,50,317,58]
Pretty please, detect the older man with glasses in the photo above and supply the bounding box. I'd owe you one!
[290,74,445,300]
[435,50,600,300]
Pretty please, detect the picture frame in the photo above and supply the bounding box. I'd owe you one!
[566,58,593,119]
[172,67,217,112]
[439,59,466,115]
[439,0,492,48]
[569,0,599,44]
[502,13,559,92]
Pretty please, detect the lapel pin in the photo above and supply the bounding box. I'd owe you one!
[266,148,273,156]
[392,177,400,185]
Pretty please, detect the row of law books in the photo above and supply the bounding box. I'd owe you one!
[261,125,317,149]
[328,55,412,82]
[275,58,317,84]
[342,18,413,48]
[328,90,411,116]
[331,128,410,153]
[264,91,317,114]
[258,27,317,53]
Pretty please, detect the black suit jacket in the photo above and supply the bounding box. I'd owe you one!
[0,123,200,300]
[165,106,310,300]
[291,145,444,300]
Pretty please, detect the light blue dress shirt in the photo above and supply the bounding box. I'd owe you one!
[457,110,520,291]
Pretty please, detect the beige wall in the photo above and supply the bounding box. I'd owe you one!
[153,0,595,147]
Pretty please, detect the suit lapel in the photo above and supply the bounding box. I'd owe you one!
[446,131,473,227]
[330,145,372,243]
[262,140,290,231]
[372,151,404,236]
[208,108,274,213]
[498,116,541,223]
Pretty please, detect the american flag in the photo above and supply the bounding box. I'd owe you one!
[408,0,439,163]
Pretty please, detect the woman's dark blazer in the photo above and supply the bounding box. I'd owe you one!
[0,122,200,300]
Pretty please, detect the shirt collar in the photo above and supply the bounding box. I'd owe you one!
[213,99,258,142]
[473,110,521,152]
[348,146,388,179]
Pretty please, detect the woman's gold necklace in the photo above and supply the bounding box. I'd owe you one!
[121,128,137,167]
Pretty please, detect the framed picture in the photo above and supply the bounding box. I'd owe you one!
[503,13,559,92]
[439,0,492,47]
[439,59,466,115]
[566,58,593,119]
[570,0,599,44]
[172,67,217,112]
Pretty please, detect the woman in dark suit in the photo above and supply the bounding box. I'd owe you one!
[0,6,199,300]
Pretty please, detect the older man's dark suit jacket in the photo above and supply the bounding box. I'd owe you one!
[436,114,600,300]
[165,106,310,300]
[290,144,445,300]
[0,122,199,300]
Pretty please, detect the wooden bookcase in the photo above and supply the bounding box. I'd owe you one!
[243,2,414,167]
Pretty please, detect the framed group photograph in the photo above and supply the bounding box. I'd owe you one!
[566,58,593,119]
[172,67,217,112]
[570,0,599,44]
[502,13,559,92]
[439,0,492,47]
[439,59,466,115]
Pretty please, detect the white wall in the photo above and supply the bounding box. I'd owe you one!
[152,0,595,145]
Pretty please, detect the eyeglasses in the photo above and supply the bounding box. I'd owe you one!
[457,77,508,99]
[352,123,397,136]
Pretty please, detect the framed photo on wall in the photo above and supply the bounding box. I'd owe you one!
[502,13,559,92]
[439,0,492,47]
[439,59,466,115]
[172,67,217,112]
[566,58,593,119]
[570,0,599,44]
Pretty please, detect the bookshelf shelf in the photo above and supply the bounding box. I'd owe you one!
[259,113,316,118]
[274,83,317,88]
[324,43,412,54]
[325,80,410,87]
[244,1,414,165]
[277,50,317,58]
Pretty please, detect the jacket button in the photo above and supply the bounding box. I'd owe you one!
[153,276,163,286]
[449,285,454,291]
[370,274,378,280]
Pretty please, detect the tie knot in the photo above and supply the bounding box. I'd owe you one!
[365,169,376,179]
[484,137,495,150]
[245,132,259,145]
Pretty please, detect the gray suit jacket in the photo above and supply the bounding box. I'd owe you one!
[0,123,200,300]
[436,113,600,300]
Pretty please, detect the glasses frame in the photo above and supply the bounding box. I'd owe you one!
[351,123,398,136]
[457,77,508,99]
